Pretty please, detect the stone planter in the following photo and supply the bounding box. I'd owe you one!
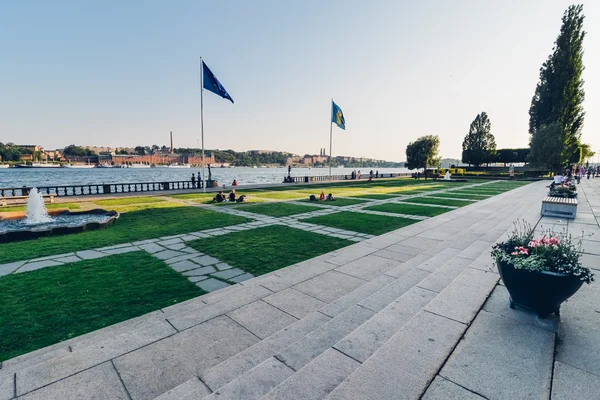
[497,260,584,318]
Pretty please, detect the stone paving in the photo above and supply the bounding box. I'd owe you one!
[0,180,496,292]
[1,180,578,400]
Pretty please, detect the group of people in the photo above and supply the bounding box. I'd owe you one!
[190,173,238,188]
[556,166,600,185]
[213,189,247,203]
[309,191,335,202]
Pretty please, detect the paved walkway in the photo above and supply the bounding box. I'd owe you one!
[2,179,597,399]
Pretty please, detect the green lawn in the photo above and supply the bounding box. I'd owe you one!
[187,225,351,276]
[0,207,250,264]
[238,202,321,217]
[301,211,417,235]
[351,193,402,200]
[404,197,475,207]
[298,197,368,207]
[423,193,484,200]
[0,203,81,212]
[365,203,450,217]
[444,191,492,198]
[92,197,165,206]
[0,252,203,361]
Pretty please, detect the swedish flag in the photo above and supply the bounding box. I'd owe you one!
[331,100,345,130]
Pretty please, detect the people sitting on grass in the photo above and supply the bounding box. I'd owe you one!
[229,190,237,202]
[319,191,325,201]
[326,193,335,201]
[213,191,226,203]
[237,194,247,202]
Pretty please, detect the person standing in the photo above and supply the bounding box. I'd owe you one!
[191,173,196,188]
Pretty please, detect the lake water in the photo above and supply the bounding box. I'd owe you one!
[0,167,413,188]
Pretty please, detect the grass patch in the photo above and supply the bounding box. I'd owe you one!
[405,197,475,207]
[365,203,450,217]
[92,197,165,206]
[105,201,184,213]
[0,251,203,361]
[250,191,308,201]
[298,198,368,207]
[0,207,249,264]
[351,194,402,200]
[188,225,351,276]
[301,211,417,235]
[238,202,320,217]
[0,203,81,213]
[424,193,484,200]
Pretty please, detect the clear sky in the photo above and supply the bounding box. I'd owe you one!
[1,0,598,161]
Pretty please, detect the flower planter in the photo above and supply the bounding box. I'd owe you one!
[497,260,584,318]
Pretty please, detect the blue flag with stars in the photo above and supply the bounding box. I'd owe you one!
[331,100,345,130]
[202,61,234,103]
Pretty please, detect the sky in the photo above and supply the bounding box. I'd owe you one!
[1,0,598,161]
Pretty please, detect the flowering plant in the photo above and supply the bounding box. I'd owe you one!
[491,220,594,283]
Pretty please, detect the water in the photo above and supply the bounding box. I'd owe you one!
[0,167,412,188]
[25,188,52,224]
[0,213,112,233]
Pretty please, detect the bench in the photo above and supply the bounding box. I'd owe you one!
[541,196,577,219]
[1,194,55,207]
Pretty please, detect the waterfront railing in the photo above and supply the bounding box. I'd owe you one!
[0,173,412,198]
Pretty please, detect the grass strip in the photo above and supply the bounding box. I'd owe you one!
[301,211,417,235]
[238,202,321,217]
[0,207,249,264]
[188,225,351,276]
[404,197,475,207]
[0,251,203,361]
[365,203,450,217]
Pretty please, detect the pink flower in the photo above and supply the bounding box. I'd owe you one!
[511,251,518,256]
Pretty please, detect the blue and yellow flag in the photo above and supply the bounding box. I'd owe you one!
[331,100,345,130]
[203,61,234,103]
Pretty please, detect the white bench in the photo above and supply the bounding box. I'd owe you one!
[1,194,55,207]
[541,196,577,219]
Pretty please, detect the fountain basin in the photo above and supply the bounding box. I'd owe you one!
[0,209,119,243]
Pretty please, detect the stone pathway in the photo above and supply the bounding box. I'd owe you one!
[0,180,565,400]
[0,181,499,292]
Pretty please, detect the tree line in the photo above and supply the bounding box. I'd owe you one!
[405,5,595,173]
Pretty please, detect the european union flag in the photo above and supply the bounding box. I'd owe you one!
[331,100,345,130]
[202,61,234,103]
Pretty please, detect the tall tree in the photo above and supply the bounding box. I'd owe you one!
[529,4,586,168]
[462,112,497,166]
[528,123,564,172]
[405,135,440,179]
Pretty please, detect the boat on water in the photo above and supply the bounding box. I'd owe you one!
[14,162,61,168]
[130,164,152,168]
[0,164,10,168]
[96,163,114,168]
[64,164,95,169]
[168,163,190,168]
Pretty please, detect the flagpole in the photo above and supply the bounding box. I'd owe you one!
[200,57,206,193]
[329,98,333,181]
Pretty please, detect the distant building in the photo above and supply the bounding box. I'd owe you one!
[17,145,42,152]
[20,154,33,161]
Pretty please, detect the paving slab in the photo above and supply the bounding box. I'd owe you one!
[75,250,107,260]
[182,266,217,276]
[16,317,176,396]
[335,254,403,281]
[215,262,233,271]
[103,245,139,255]
[205,357,294,400]
[0,373,13,400]
[335,286,437,362]
[201,312,330,391]
[422,376,486,400]
[52,255,81,264]
[327,311,467,400]
[211,268,245,280]
[258,259,336,292]
[551,361,600,400]
[326,244,379,266]
[229,272,254,283]
[170,260,202,273]
[276,305,374,371]
[196,278,231,292]
[293,270,365,303]
[153,249,185,260]
[416,248,463,272]
[0,261,25,276]
[193,255,221,266]
[263,288,327,319]
[16,259,62,273]
[227,300,297,339]
[138,242,165,254]
[417,256,473,293]
[440,311,554,400]
[113,316,259,400]
[359,267,430,312]
[154,377,211,400]
[263,349,360,400]
[188,275,209,283]
[16,362,128,400]
[162,253,197,264]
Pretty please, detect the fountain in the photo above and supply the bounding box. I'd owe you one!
[444,171,451,180]
[0,188,119,242]
[25,188,53,225]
